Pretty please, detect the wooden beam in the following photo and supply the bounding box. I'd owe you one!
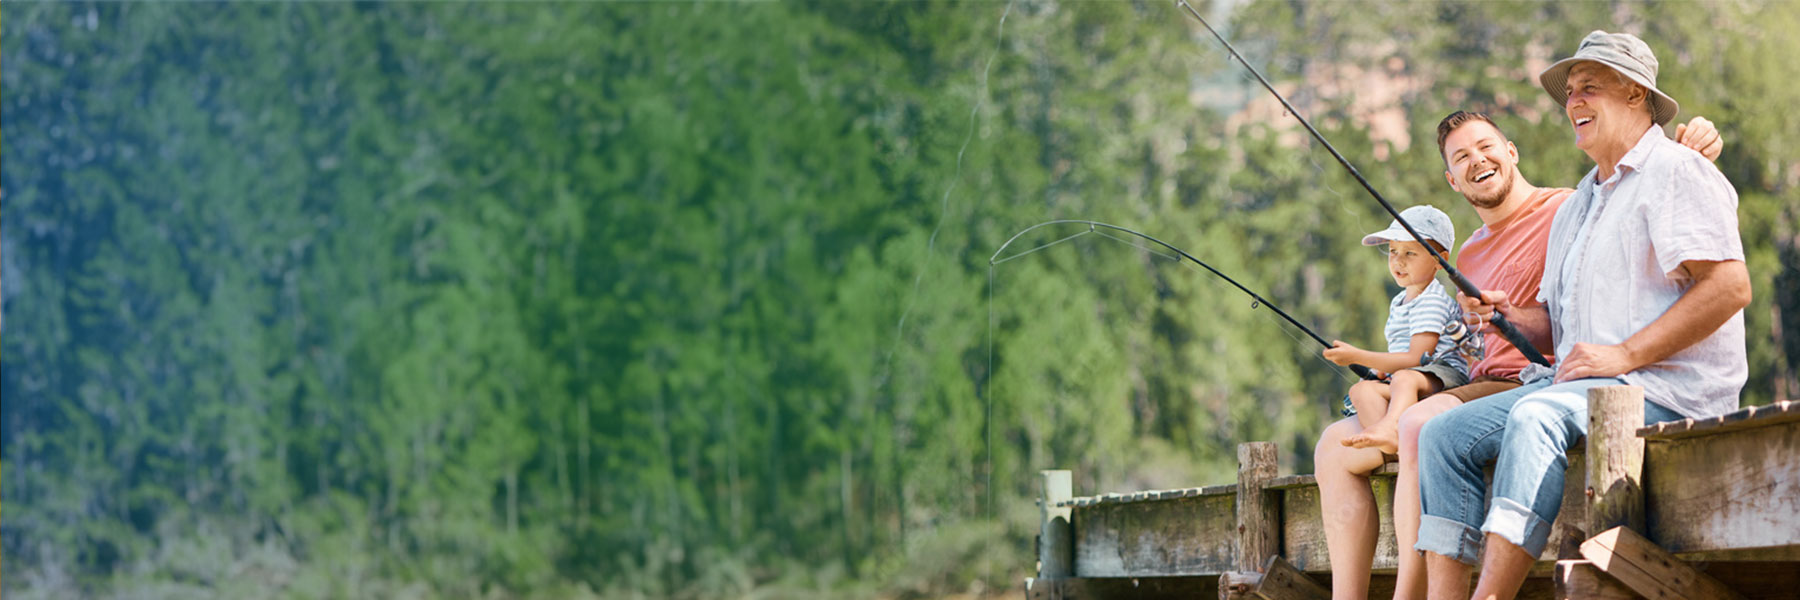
[1580,526,1745,600]
[1025,575,1220,600]
[1249,555,1329,600]
[1236,442,1279,571]
[1218,571,1261,600]
[1587,385,1647,534]
[1555,560,1641,599]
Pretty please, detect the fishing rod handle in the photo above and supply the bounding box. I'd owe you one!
[1350,364,1381,381]
[1443,269,1553,368]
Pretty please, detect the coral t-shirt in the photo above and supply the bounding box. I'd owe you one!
[1455,187,1571,380]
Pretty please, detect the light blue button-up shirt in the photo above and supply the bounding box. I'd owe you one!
[1535,125,1746,419]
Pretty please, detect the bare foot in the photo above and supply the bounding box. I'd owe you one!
[1342,423,1400,455]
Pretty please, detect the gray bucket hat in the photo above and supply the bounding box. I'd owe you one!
[1362,205,1456,253]
[1538,30,1679,126]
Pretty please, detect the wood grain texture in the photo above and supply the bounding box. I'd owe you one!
[1579,527,1744,600]
[1587,386,1646,535]
[1644,417,1800,555]
[1072,492,1238,577]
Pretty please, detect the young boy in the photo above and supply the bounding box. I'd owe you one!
[1322,205,1473,455]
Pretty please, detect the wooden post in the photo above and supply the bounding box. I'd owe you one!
[1236,442,1279,570]
[1587,385,1646,535]
[1220,443,1279,600]
[1038,470,1074,579]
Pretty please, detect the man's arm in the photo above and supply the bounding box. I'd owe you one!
[1457,291,1554,355]
[1555,259,1752,382]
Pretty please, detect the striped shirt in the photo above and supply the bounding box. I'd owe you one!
[1383,279,1467,375]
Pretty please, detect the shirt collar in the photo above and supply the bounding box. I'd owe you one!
[1615,124,1665,176]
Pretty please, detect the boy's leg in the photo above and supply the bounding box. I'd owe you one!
[1345,369,1446,453]
[1314,416,1388,600]
[1391,392,1465,600]
[1345,379,1390,430]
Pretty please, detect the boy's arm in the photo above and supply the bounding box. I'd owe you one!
[1323,332,1439,373]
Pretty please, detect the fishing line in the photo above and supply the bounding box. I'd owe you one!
[1095,228,1357,384]
[881,0,1016,395]
[991,220,1379,382]
[1176,0,1551,369]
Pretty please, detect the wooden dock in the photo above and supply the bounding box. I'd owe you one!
[1024,388,1799,599]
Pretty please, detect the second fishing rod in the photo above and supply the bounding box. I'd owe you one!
[1174,0,1553,370]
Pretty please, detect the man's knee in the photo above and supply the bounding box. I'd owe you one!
[1315,419,1358,467]
[1506,397,1578,440]
[1415,415,1460,468]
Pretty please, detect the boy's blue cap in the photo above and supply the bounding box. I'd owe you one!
[1361,205,1456,252]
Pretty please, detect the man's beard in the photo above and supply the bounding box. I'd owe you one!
[1464,170,1511,209]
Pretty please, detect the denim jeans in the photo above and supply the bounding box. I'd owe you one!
[1413,377,1684,564]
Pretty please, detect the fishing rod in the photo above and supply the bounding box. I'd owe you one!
[991,220,1381,381]
[1174,0,1553,369]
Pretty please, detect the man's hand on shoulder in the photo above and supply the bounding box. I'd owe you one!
[1674,116,1724,161]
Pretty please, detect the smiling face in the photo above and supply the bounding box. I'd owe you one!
[1440,119,1518,209]
[1385,239,1440,291]
[1564,62,1653,158]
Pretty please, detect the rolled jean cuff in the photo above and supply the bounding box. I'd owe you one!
[1416,514,1483,565]
[1481,497,1553,558]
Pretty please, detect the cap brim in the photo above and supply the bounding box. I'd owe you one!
[1361,231,1403,246]
[1538,58,1680,126]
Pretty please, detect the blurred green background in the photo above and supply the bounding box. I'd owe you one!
[4,1,1795,598]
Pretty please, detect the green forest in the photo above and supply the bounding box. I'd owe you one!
[3,1,1795,598]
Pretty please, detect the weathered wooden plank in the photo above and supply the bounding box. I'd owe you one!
[1588,385,1647,535]
[1059,485,1232,508]
[1251,555,1329,600]
[1237,442,1280,571]
[1638,401,1799,441]
[1072,492,1238,577]
[1555,560,1641,599]
[1644,415,1800,555]
[1579,526,1744,600]
[1024,575,1219,600]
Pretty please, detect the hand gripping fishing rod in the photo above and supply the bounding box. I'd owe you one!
[1175,0,1553,369]
[992,220,1382,381]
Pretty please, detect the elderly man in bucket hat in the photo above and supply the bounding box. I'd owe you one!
[1411,31,1752,599]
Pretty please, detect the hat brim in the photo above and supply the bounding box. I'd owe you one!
[1361,231,1405,246]
[1538,58,1679,126]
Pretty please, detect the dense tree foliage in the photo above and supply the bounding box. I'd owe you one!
[4,1,1794,597]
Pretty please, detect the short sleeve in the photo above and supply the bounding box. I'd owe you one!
[1646,155,1744,279]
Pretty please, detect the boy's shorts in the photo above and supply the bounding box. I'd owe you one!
[1340,357,1472,417]
[1440,374,1523,403]
[1411,359,1471,391]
